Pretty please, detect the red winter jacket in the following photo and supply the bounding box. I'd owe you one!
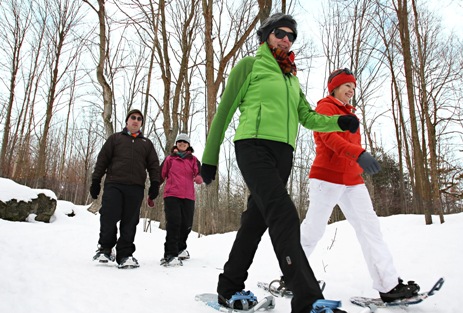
[161,151,201,200]
[309,96,366,186]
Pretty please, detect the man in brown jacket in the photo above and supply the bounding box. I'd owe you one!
[90,109,160,269]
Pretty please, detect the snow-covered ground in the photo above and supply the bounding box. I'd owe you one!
[0,178,460,313]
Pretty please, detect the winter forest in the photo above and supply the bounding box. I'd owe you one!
[0,0,462,234]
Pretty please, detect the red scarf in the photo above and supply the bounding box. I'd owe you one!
[268,44,297,76]
[129,130,141,138]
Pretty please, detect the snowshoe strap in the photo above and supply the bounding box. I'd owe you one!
[228,291,257,310]
[311,299,342,313]
[269,279,288,297]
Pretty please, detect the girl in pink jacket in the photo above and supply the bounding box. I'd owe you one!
[160,133,202,267]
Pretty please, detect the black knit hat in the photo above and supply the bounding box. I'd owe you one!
[257,13,298,43]
[125,109,144,126]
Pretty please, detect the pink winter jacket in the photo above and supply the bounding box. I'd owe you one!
[161,152,202,200]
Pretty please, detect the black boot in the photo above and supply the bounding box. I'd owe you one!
[379,278,420,302]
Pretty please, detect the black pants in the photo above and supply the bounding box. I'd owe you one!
[163,196,195,258]
[98,183,144,263]
[218,139,323,313]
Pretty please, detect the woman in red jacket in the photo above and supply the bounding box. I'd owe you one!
[159,133,202,267]
[300,68,420,302]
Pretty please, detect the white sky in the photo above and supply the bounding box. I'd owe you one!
[0,177,460,312]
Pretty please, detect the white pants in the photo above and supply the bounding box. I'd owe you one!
[300,178,399,293]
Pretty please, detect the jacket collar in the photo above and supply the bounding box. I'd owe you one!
[256,42,296,77]
[122,127,145,138]
[326,95,356,113]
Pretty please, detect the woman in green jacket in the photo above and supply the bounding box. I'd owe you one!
[201,13,357,313]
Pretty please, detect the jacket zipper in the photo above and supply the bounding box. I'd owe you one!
[255,105,262,137]
[285,74,291,144]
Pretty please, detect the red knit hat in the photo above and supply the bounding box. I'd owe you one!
[327,68,356,93]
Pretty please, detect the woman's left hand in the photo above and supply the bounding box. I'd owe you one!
[194,175,203,185]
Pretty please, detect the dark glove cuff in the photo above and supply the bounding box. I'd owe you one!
[338,115,359,133]
[201,164,217,183]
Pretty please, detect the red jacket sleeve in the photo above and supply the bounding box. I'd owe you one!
[315,99,364,161]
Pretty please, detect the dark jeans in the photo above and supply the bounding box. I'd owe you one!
[98,183,144,263]
[218,139,323,313]
[164,196,195,258]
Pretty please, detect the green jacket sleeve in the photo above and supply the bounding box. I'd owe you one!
[202,57,255,166]
[297,89,343,132]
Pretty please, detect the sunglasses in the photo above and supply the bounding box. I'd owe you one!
[272,28,296,43]
[328,68,354,83]
[176,140,189,144]
[129,115,143,122]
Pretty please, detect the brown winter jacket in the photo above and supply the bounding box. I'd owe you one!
[92,128,160,187]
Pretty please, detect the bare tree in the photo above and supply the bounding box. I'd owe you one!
[410,1,439,222]
[116,0,203,152]
[83,0,114,138]
[370,0,411,214]
[1,0,460,225]
[34,0,86,188]
[200,0,271,234]
[0,0,32,176]
[318,0,389,220]
[369,0,462,221]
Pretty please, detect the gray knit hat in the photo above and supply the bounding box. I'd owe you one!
[125,109,144,125]
[175,133,190,144]
[257,13,298,43]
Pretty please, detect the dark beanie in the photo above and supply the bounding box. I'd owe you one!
[125,109,144,125]
[257,13,298,43]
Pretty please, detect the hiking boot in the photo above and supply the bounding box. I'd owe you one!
[218,290,257,310]
[311,299,347,313]
[92,246,115,263]
[160,256,183,267]
[178,250,190,260]
[118,256,140,269]
[379,278,420,302]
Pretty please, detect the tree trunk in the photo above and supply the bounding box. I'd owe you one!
[394,0,431,223]
[0,0,27,176]
[96,0,114,138]
[410,0,444,224]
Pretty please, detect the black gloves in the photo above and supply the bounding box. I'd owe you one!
[147,181,159,208]
[148,181,160,200]
[201,164,217,185]
[89,179,101,199]
[337,115,359,133]
[357,151,381,175]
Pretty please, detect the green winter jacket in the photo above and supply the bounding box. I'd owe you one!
[202,42,343,166]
